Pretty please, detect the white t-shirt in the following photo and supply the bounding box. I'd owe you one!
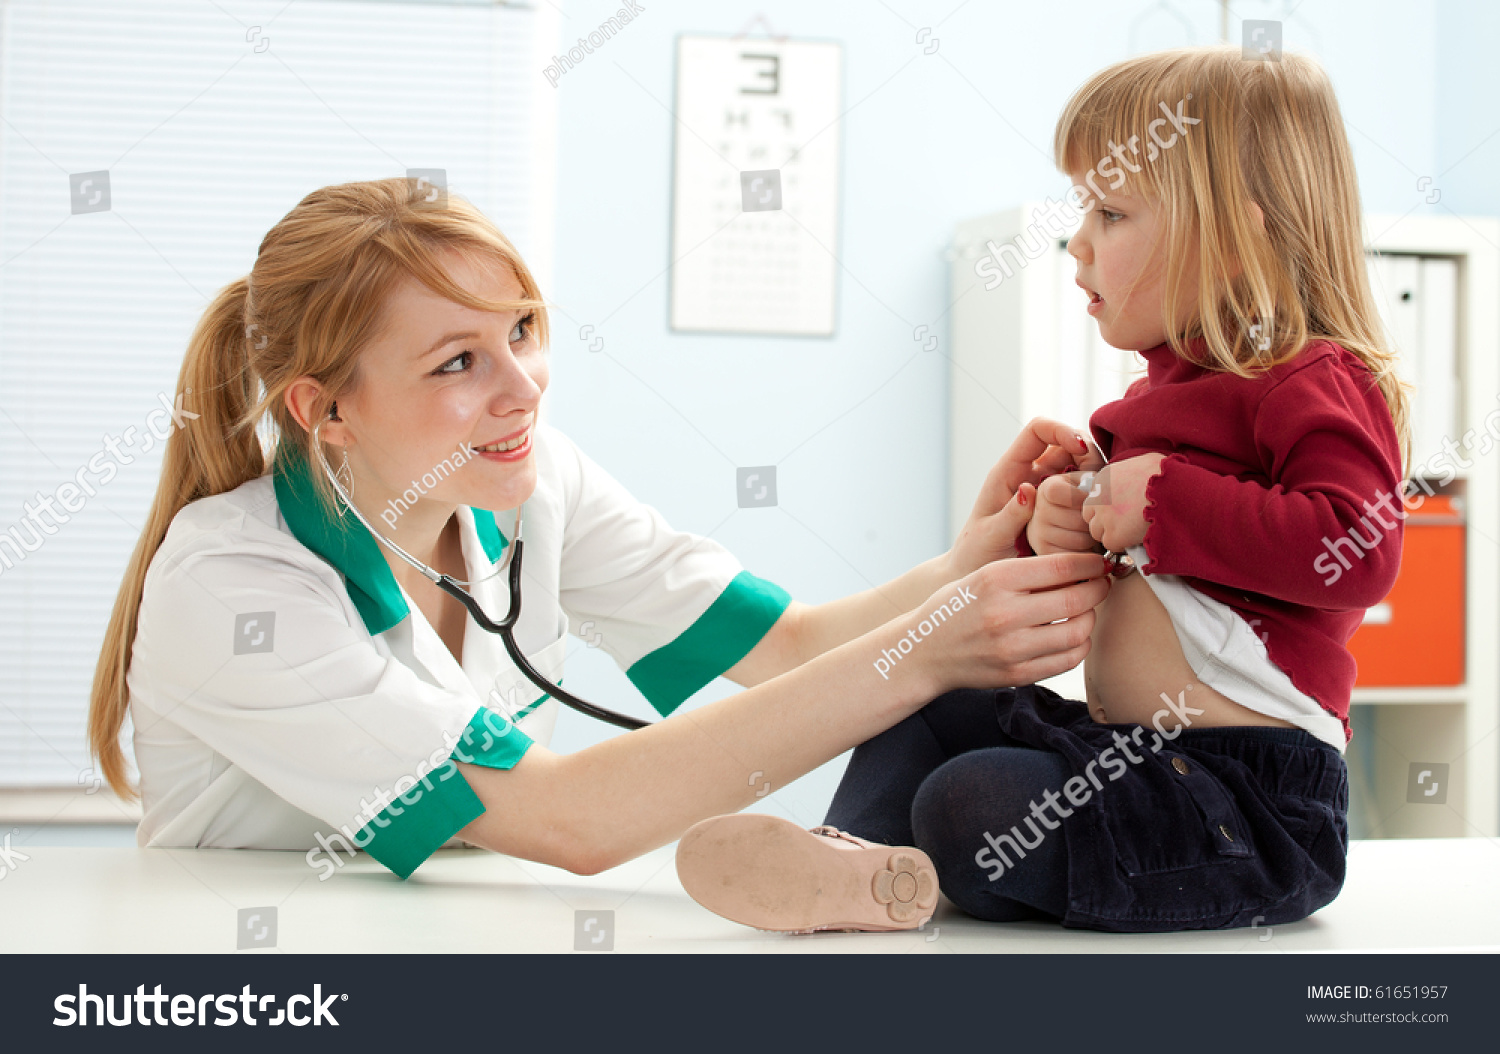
[1126,544,1346,751]
[127,422,792,877]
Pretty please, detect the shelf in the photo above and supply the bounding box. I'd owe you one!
[1350,686,1467,705]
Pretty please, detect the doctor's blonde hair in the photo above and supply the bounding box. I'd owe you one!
[89,177,548,799]
[1055,45,1411,470]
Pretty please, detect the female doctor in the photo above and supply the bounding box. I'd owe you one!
[88,178,1110,885]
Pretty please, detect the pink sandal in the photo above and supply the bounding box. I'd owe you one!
[675,813,940,933]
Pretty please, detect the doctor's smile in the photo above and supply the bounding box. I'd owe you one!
[470,423,534,459]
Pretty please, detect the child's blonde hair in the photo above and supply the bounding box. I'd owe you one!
[1055,44,1411,469]
[88,177,547,799]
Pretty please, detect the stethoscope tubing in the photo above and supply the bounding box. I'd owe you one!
[310,427,651,731]
[431,543,647,731]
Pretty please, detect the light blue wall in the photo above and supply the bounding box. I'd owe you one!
[1434,0,1500,214]
[540,0,1486,826]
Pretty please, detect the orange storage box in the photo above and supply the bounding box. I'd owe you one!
[1346,493,1465,686]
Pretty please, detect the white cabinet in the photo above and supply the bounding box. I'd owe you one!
[948,206,1499,838]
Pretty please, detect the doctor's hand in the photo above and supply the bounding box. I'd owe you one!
[1080,452,1167,552]
[889,551,1112,696]
[947,418,1104,579]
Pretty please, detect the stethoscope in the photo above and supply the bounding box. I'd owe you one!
[311,425,650,731]
[1075,469,1138,579]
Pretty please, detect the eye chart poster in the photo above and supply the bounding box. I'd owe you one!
[669,35,842,336]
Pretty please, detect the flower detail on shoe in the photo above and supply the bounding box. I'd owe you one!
[872,852,936,923]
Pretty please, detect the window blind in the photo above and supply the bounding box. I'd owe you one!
[0,0,543,785]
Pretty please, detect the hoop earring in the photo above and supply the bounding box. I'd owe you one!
[335,448,354,518]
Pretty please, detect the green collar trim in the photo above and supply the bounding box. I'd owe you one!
[272,445,509,636]
[471,507,509,563]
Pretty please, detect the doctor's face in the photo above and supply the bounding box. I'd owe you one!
[337,249,548,517]
[1065,170,1197,352]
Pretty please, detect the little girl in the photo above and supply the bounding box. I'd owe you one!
[676,44,1407,933]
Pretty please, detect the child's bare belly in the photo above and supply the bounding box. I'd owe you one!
[1083,571,1298,730]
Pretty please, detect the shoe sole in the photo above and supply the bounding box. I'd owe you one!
[675,813,939,933]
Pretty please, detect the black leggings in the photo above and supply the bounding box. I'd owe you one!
[823,690,1072,922]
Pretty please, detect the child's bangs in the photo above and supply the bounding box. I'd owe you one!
[1054,53,1200,201]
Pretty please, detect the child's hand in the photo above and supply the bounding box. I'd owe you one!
[1027,472,1101,555]
[1026,442,1107,556]
[1081,452,1168,552]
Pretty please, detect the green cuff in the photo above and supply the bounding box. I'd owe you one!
[359,707,535,879]
[626,570,792,717]
[449,704,535,770]
[358,765,485,880]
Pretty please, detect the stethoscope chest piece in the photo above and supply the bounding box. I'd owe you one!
[1074,470,1138,579]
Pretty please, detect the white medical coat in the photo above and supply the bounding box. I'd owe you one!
[127,422,791,878]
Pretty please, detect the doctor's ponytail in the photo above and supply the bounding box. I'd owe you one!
[89,177,547,799]
[88,276,266,799]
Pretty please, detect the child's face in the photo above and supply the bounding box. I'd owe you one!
[1065,170,1197,352]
